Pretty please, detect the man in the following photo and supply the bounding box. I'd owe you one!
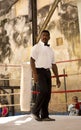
[0,99,9,117]
[68,96,81,116]
[30,30,61,121]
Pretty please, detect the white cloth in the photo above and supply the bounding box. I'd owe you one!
[20,63,32,111]
[68,104,79,116]
[30,41,56,69]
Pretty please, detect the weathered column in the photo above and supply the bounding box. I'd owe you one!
[29,0,37,46]
[77,0,81,43]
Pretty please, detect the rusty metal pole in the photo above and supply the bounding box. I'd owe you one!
[63,69,68,112]
[28,0,37,108]
[29,0,37,46]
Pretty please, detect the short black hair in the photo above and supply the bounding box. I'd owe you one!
[41,30,50,35]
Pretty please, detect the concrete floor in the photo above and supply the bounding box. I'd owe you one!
[0,114,81,130]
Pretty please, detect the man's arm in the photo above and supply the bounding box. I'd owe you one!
[30,57,38,83]
[52,64,61,87]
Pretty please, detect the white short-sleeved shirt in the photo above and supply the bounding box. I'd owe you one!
[68,104,79,116]
[30,41,56,69]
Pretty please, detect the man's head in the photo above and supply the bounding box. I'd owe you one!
[40,30,50,44]
[72,96,78,104]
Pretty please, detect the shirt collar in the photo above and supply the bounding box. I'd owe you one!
[39,40,50,46]
[38,40,44,46]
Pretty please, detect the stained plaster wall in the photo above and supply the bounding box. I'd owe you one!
[0,0,81,112]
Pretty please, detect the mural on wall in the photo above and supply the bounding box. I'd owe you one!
[0,0,79,63]
[37,1,80,62]
[57,1,80,57]
[0,0,18,16]
[0,0,81,112]
[0,28,11,63]
[0,16,32,63]
[0,1,53,64]
[56,1,81,70]
[0,0,80,85]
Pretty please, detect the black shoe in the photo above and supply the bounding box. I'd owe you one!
[42,117,56,121]
[32,114,42,121]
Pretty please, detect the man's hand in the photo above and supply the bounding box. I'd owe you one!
[56,79,61,88]
[33,73,38,84]
[52,64,61,88]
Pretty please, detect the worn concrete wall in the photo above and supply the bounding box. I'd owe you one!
[77,0,81,43]
[0,0,81,112]
[15,0,28,16]
[0,0,80,89]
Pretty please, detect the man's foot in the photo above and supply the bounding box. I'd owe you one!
[42,117,56,121]
[32,114,42,121]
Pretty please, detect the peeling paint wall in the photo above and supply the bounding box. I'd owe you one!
[0,0,81,87]
[0,0,81,112]
[15,0,28,16]
[77,0,81,43]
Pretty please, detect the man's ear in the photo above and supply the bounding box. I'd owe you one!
[49,36,50,40]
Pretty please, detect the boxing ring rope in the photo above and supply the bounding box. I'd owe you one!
[0,58,81,115]
[1,89,81,95]
[0,58,81,67]
[0,79,20,80]
[56,58,81,64]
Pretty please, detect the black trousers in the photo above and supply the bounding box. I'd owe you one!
[32,68,52,118]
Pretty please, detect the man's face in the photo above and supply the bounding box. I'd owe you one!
[72,97,78,104]
[41,32,50,44]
